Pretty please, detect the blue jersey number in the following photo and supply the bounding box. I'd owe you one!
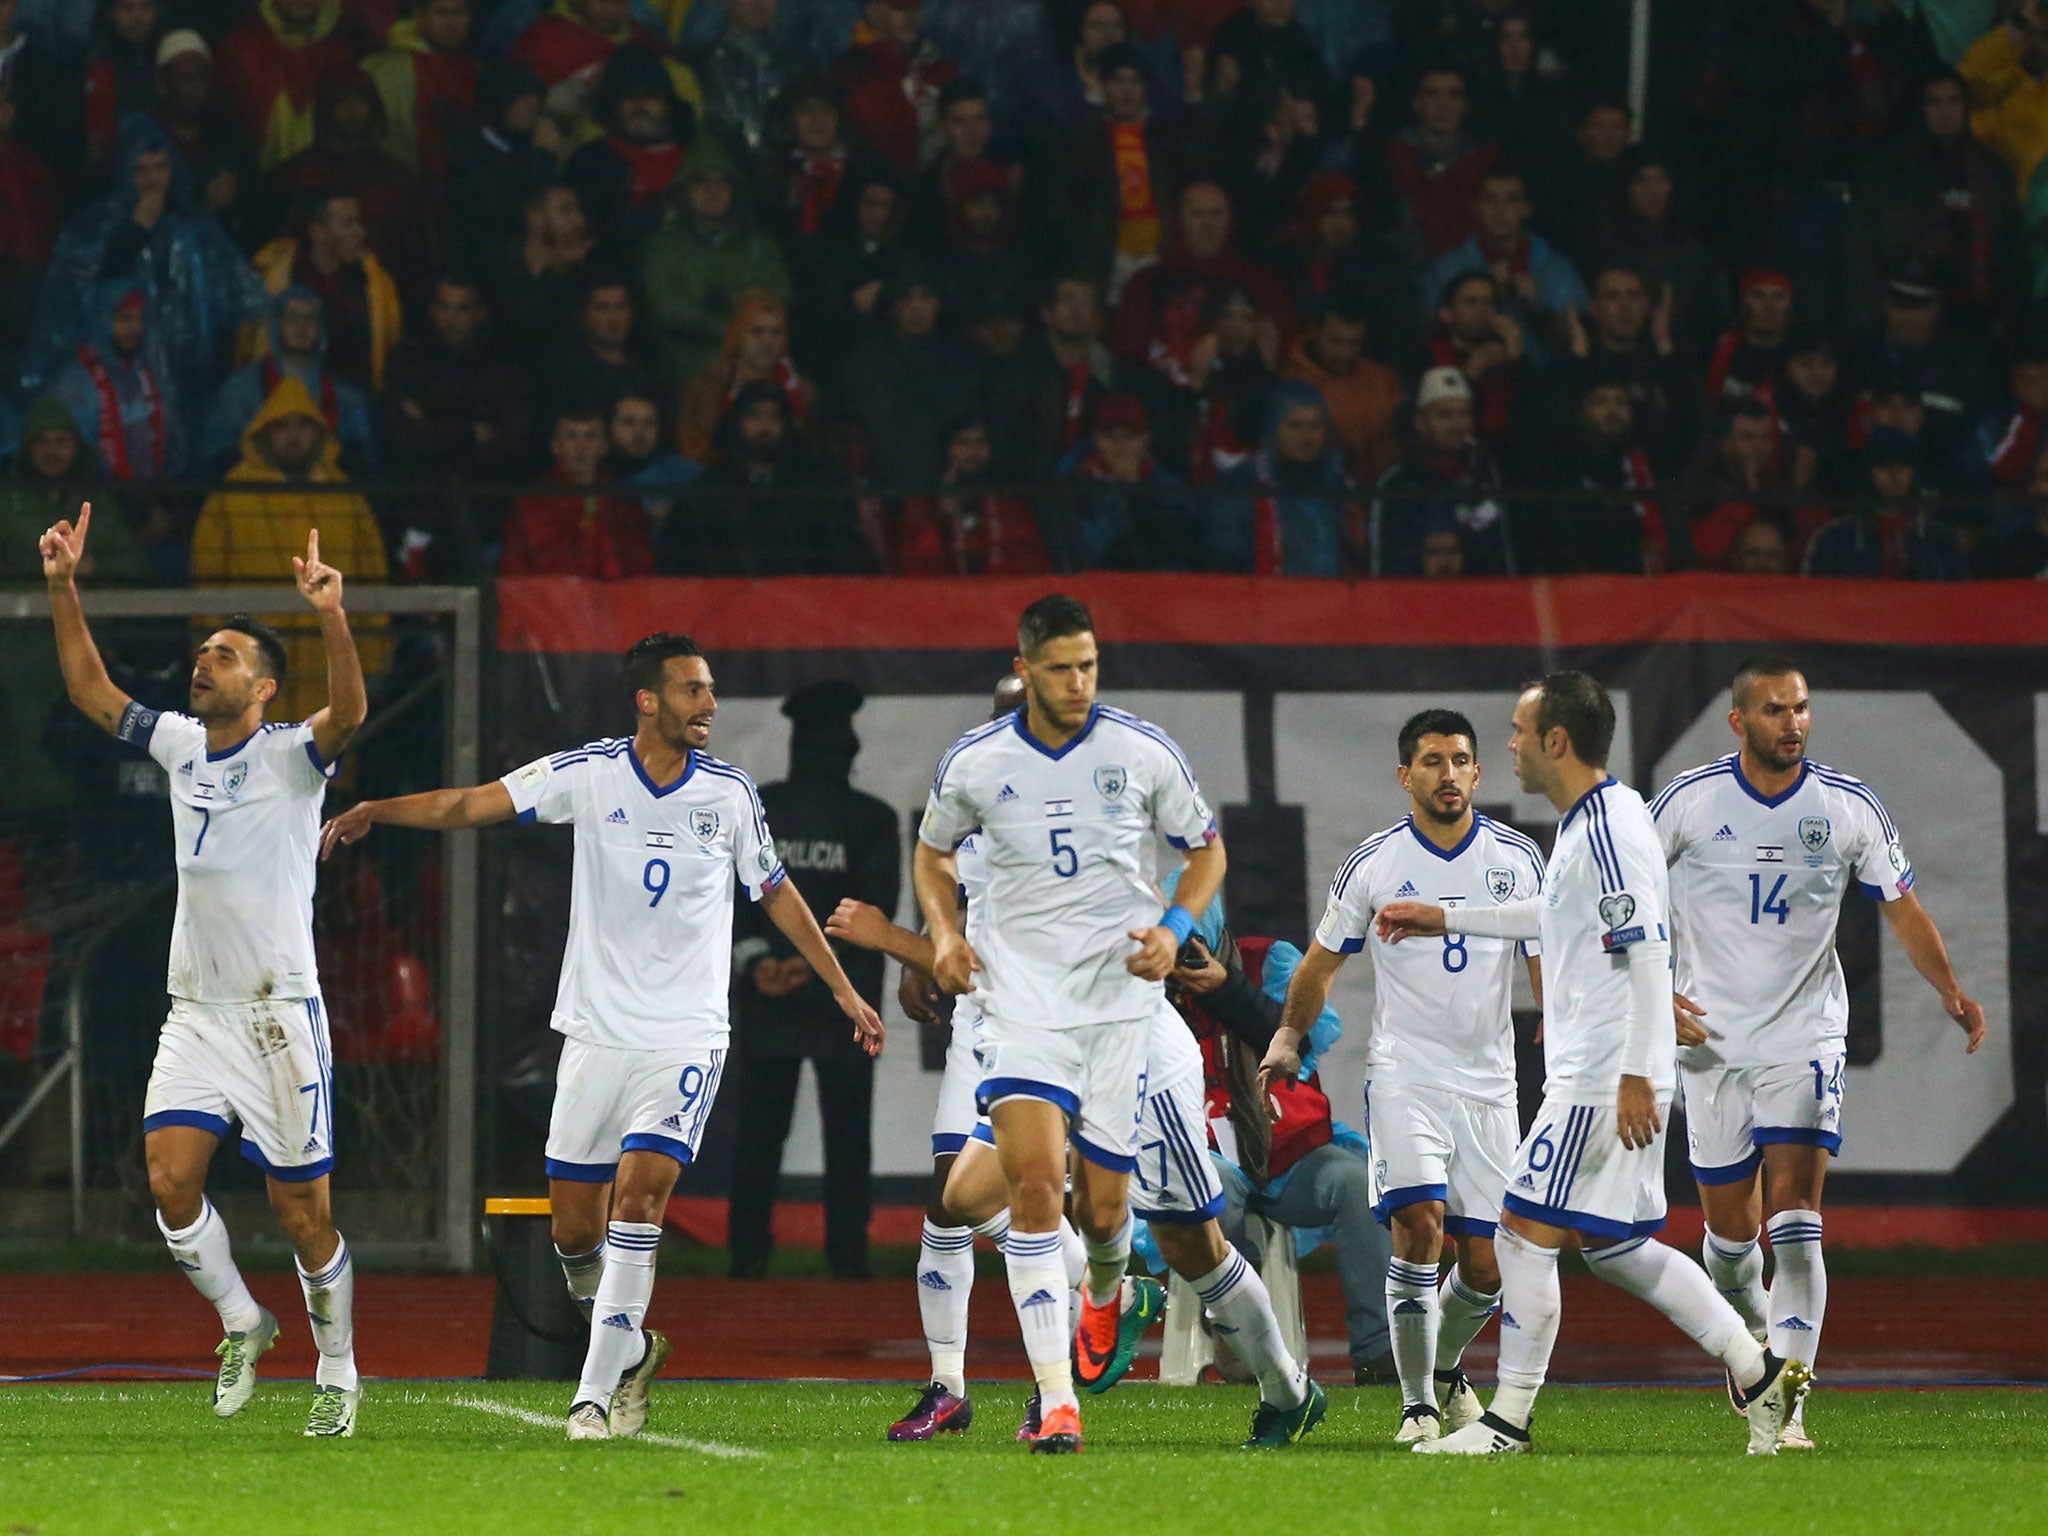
[192,808,211,858]
[1049,827,1078,878]
[1748,872,1789,925]
[1809,1058,1844,1104]
[1139,1138,1168,1192]
[677,1063,707,1115]
[1442,934,1469,973]
[1527,1123,1557,1173]
[643,857,671,907]
[299,1079,322,1141]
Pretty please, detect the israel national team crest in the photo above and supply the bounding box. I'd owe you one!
[1093,765,1127,800]
[690,808,720,843]
[220,761,248,798]
[1798,816,1832,852]
[1486,866,1516,902]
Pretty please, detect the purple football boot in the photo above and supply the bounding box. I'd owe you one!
[888,1383,974,1442]
[1015,1389,1042,1443]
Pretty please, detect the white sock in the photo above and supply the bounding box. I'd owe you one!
[1435,1264,1499,1373]
[1385,1256,1440,1408]
[1195,1250,1308,1409]
[574,1220,659,1409]
[1005,1228,1076,1412]
[1766,1209,1826,1368]
[971,1209,1010,1248]
[1058,1216,1088,1293]
[1489,1228,1562,1429]
[1702,1229,1768,1334]
[917,1219,976,1396]
[1083,1213,1131,1309]
[296,1234,359,1392]
[1585,1235,1765,1388]
[555,1242,605,1323]
[158,1199,263,1334]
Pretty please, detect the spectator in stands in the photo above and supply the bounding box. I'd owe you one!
[271,67,427,289]
[638,135,791,388]
[1846,67,2018,338]
[1054,391,1191,570]
[1370,366,1512,576]
[606,388,698,524]
[1538,95,1632,266]
[1015,0,1127,133]
[888,414,1052,574]
[1960,0,2048,210]
[0,82,59,364]
[251,189,402,392]
[690,0,786,156]
[1131,275,1278,481]
[30,115,262,400]
[832,0,959,178]
[542,264,661,419]
[213,0,359,170]
[1420,166,1587,366]
[0,0,84,182]
[52,281,186,483]
[202,286,375,472]
[149,32,263,250]
[1844,266,1994,488]
[930,158,1031,322]
[1680,399,1792,568]
[789,165,904,376]
[1111,179,1294,364]
[564,45,694,249]
[444,63,561,258]
[1282,291,1401,485]
[363,0,480,184]
[1561,262,1691,471]
[905,77,1012,242]
[82,0,167,173]
[839,258,974,490]
[1206,378,1356,574]
[1276,170,1420,372]
[1384,62,1496,259]
[0,396,150,583]
[1979,445,2048,576]
[486,180,593,345]
[1224,73,1336,266]
[1803,428,1966,580]
[511,0,699,140]
[1205,0,1332,136]
[190,374,388,718]
[382,271,530,482]
[1531,379,1664,575]
[1598,146,1724,364]
[1705,269,1793,412]
[1469,10,1569,153]
[1427,269,1523,452]
[1986,336,2048,488]
[674,289,817,462]
[659,381,863,575]
[499,401,655,577]
[1728,514,1792,575]
[767,78,884,244]
[1778,325,1850,493]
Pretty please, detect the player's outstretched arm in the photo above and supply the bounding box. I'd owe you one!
[763,878,885,1056]
[1881,891,1988,1053]
[40,504,134,735]
[319,781,517,859]
[825,899,937,977]
[295,529,367,764]
[1257,938,1346,1113]
[912,839,979,994]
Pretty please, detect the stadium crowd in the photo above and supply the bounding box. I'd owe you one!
[3,0,2048,583]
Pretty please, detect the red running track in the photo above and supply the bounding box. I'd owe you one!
[4,1273,2042,1386]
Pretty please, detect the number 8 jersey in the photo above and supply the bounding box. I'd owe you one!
[1652,754,1911,1070]
[502,740,786,1051]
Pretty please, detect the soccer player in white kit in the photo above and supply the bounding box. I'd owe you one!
[320,633,882,1440]
[1263,708,1543,1444]
[913,594,1228,1454]
[1654,655,1986,1448]
[42,507,368,1436]
[1379,672,1807,1456]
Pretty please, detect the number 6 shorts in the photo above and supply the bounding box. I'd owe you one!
[545,1036,728,1180]
[143,996,335,1181]
[1500,1091,1670,1241]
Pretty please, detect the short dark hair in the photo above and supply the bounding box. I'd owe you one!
[551,401,606,430]
[220,614,288,685]
[1724,397,1776,428]
[938,76,987,111]
[1732,653,1804,709]
[1441,269,1498,310]
[1398,708,1477,765]
[1526,670,1615,768]
[1018,593,1094,657]
[624,632,704,701]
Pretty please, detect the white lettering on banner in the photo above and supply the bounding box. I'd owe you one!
[1273,692,1630,1127]
[1653,692,2012,1175]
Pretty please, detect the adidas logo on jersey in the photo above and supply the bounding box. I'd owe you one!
[996,784,1019,803]
[917,1270,952,1292]
[606,807,628,824]
[1513,1172,1536,1190]
[1396,880,1419,897]
[177,760,194,776]
[1778,1316,1815,1331]
[1713,824,1738,842]
[660,1114,684,1132]
[600,1312,634,1330]
[1019,1288,1057,1309]
[302,1137,321,1154]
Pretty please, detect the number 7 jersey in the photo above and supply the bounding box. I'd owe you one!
[1652,754,1911,1069]
[501,741,786,1051]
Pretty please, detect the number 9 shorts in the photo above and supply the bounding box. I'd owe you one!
[545,1036,728,1180]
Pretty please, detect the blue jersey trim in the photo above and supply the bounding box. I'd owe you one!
[1479,815,1546,865]
[1501,1192,1664,1241]
[977,1076,1080,1118]
[1732,758,1810,809]
[1443,1213,1498,1239]
[205,728,260,763]
[1407,814,1479,863]
[629,745,695,799]
[931,715,1014,797]
[1753,1126,1842,1155]
[1372,1182,1449,1224]
[1691,1149,1763,1185]
[1332,824,1402,900]
[143,1109,232,1137]
[621,1131,697,1165]
[1333,935,1366,953]
[1560,776,1619,831]
[931,1131,970,1158]
[1586,797,1626,894]
[238,1143,333,1182]
[545,1156,620,1183]
[1166,825,1217,850]
[1070,1130,1137,1174]
[1135,1192,1227,1224]
[969,1120,995,1146]
[1811,765,1898,839]
[1098,705,1199,788]
[1011,703,1100,761]
[1649,759,1734,819]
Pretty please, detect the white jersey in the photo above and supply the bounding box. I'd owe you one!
[1314,814,1544,1106]
[124,707,335,1004]
[501,740,785,1052]
[953,830,991,1031]
[1652,754,1911,1069]
[920,704,1217,1028]
[1538,778,1673,1099]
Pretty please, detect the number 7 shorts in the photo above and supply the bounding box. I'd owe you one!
[1680,1054,1844,1186]
[545,1036,728,1181]
[143,997,336,1181]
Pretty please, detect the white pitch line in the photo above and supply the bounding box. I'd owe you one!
[451,1393,762,1459]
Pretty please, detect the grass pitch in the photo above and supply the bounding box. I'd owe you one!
[2,1380,2042,1536]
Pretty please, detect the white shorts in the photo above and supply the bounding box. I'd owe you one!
[1681,1054,1844,1185]
[931,1002,986,1158]
[1364,1079,1517,1238]
[143,996,335,1182]
[545,1035,727,1181]
[1131,1013,1225,1224]
[1501,1092,1669,1242]
[975,1012,1149,1169]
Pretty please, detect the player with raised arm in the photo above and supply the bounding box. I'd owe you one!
[913,594,1229,1455]
[319,633,882,1441]
[1380,672,1807,1457]
[42,506,368,1436]
[1260,709,1543,1444]
[1653,656,1985,1449]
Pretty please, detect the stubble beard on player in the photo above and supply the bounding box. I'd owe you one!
[1028,674,1090,732]
[1414,781,1470,827]
[1745,719,1805,773]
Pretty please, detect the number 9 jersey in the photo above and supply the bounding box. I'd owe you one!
[502,740,786,1052]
